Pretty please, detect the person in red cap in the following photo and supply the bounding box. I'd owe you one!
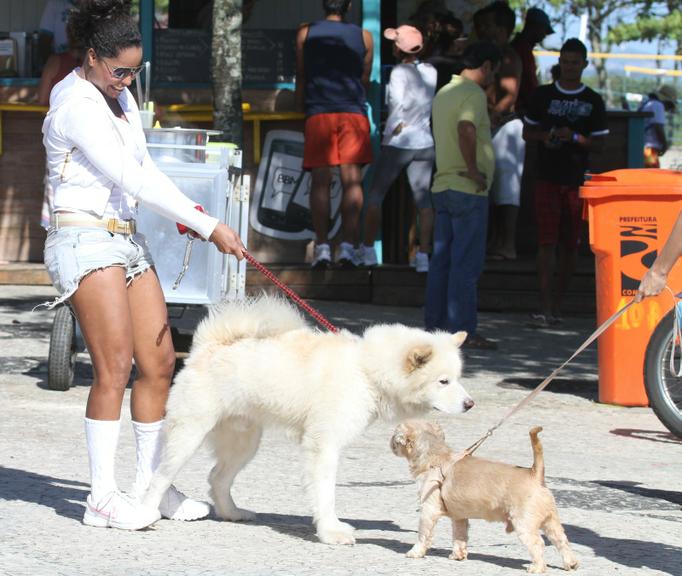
[359,25,436,272]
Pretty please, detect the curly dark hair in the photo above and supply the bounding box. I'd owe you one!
[69,0,141,58]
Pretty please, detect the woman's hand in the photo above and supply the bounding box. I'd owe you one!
[209,222,246,260]
[635,268,668,303]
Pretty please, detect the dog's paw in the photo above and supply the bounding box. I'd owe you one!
[317,520,356,545]
[216,506,256,522]
[564,557,579,571]
[449,549,467,561]
[406,544,426,558]
[527,563,547,573]
[449,540,468,561]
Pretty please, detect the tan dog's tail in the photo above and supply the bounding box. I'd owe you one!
[529,426,545,484]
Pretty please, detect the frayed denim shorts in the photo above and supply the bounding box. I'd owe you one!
[39,226,154,309]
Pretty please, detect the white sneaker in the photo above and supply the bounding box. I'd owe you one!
[361,245,378,267]
[354,245,365,266]
[159,485,211,521]
[311,243,331,269]
[337,242,357,267]
[414,251,429,273]
[83,490,161,530]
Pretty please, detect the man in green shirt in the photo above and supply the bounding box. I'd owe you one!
[425,41,501,350]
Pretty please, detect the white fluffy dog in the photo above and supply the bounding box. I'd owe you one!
[143,295,474,544]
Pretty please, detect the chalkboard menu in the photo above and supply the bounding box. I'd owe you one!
[242,29,296,84]
[153,29,212,84]
[152,28,296,85]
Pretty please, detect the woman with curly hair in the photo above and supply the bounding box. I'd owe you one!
[41,0,245,530]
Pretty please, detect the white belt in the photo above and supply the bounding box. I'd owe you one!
[51,213,137,235]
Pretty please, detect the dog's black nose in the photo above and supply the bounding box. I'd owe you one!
[463,398,475,411]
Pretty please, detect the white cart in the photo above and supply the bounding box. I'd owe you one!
[47,131,249,391]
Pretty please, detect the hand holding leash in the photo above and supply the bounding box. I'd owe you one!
[636,268,668,302]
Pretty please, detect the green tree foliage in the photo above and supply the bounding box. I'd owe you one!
[608,4,682,59]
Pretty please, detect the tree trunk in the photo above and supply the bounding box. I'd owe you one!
[212,0,243,146]
[586,8,612,105]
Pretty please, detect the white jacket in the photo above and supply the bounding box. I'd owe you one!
[42,70,218,240]
[382,62,437,149]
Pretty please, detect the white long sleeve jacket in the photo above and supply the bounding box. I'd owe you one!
[42,70,219,240]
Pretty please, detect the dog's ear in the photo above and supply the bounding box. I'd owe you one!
[452,331,467,347]
[392,430,407,446]
[391,429,413,455]
[405,345,433,372]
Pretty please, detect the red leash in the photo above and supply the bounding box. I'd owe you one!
[175,206,338,333]
[243,251,339,333]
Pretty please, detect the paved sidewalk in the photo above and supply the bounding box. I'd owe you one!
[0,285,680,576]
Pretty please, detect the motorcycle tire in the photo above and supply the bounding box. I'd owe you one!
[644,308,682,438]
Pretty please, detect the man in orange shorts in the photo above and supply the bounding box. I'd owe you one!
[295,0,373,268]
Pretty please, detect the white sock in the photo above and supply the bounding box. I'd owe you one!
[131,419,163,498]
[84,417,120,503]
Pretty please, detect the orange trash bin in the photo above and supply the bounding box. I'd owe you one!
[580,169,682,406]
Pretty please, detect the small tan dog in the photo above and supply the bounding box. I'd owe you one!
[391,420,578,573]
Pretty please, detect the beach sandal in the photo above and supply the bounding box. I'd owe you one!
[528,313,561,328]
[462,333,498,350]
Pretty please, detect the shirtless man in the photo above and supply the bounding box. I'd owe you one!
[474,1,524,261]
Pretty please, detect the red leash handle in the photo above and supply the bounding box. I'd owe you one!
[176,205,207,237]
[243,251,339,333]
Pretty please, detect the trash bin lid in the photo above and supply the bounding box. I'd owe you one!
[580,168,682,198]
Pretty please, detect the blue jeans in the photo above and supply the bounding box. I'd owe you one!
[424,189,488,335]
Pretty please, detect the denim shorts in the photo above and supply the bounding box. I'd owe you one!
[39,226,154,309]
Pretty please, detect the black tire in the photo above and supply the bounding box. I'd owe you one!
[48,305,77,391]
[644,308,682,438]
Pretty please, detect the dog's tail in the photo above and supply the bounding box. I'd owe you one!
[529,426,545,484]
[192,293,308,348]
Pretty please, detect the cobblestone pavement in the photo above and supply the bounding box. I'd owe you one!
[1,285,680,576]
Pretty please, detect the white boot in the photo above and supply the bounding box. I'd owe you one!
[83,417,159,530]
[132,419,211,521]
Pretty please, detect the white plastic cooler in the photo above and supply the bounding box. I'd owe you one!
[138,130,249,304]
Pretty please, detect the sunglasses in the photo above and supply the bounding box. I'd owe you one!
[100,57,144,80]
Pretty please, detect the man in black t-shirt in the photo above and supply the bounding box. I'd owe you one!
[523,38,608,326]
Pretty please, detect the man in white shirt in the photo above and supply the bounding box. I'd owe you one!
[640,84,677,168]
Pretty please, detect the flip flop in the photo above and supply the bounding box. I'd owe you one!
[486,252,517,261]
[462,334,498,350]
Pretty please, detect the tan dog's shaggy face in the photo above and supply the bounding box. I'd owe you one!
[391,420,579,573]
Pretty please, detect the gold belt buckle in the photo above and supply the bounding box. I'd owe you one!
[106,219,135,234]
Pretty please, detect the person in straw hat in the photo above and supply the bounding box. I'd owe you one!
[639,83,678,168]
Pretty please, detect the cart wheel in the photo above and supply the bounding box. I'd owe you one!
[48,305,77,391]
[644,308,682,438]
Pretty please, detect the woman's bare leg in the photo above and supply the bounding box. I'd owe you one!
[127,268,176,423]
[70,267,134,420]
